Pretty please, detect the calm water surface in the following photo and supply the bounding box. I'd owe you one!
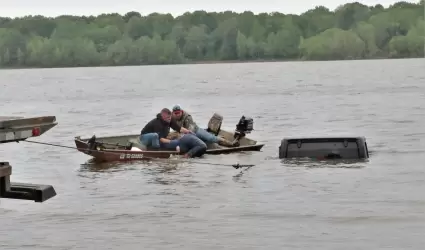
[1,59,425,250]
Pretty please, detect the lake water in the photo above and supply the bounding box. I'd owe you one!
[1,58,425,250]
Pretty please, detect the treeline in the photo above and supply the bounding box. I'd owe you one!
[0,1,424,68]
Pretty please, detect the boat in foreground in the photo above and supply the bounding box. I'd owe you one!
[74,113,265,162]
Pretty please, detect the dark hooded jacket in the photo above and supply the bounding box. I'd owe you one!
[141,113,181,139]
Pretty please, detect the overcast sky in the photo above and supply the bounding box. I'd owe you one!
[0,0,419,18]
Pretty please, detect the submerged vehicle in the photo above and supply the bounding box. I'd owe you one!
[74,113,265,162]
[279,136,369,160]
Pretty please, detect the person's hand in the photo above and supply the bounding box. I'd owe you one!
[167,132,181,140]
[160,138,171,144]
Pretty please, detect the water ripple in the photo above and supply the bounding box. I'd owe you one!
[1,58,425,250]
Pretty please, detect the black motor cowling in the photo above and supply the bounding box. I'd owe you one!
[87,135,97,150]
[87,135,106,151]
[235,116,253,134]
[234,116,254,141]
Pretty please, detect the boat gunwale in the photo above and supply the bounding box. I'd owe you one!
[75,137,264,150]
[75,138,178,154]
[74,137,264,154]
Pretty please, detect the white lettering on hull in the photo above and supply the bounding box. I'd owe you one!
[120,153,144,159]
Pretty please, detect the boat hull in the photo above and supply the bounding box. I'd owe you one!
[74,130,264,163]
[75,139,180,162]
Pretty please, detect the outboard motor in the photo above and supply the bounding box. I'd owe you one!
[125,142,133,150]
[87,135,97,151]
[86,134,106,151]
[233,116,254,144]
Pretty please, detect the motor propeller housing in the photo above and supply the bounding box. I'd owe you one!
[234,115,254,139]
[235,116,254,135]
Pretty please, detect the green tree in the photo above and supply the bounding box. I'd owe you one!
[299,28,365,60]
[264,17,302,58]
[0,28,26,66]
[335,2,371,30]
[0,1,423,68]
[389,18,424,57]
[125,16,151,40]
[353,21,379,57]
[299,6,336,38]
[183,25,208,60]
[83,25,122,52]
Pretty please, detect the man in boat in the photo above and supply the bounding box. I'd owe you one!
[178,133,208,158]
[171,105,239,147]
[139,108,207,158]
[140,108,193,150]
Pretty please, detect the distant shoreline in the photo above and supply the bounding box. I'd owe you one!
[1,3,423,70]
[1,57,422,71]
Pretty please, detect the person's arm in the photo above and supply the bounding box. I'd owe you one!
[183,115,196,132]
[171,118,192,134]
[170,118,182,132]
[160,138,171,143]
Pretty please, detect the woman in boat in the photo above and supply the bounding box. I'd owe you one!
[171,105,239,147]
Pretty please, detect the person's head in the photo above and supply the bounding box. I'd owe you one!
[172,105,183,119]
[160,108,172,123]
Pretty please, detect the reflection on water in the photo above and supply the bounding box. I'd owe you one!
[232,165,255,181]
[281,158,368,169]
[78,157,220,189]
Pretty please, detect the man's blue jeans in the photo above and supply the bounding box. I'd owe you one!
[139,133,160,148]
[195,128,218,144]
[160,139,180,150]
[179,134,207,157]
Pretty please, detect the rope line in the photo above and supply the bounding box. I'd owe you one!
[23,139,255,169]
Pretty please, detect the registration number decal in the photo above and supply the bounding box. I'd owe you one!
[120,153,144,159]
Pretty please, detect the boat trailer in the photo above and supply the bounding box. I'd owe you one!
[0,116,58,202]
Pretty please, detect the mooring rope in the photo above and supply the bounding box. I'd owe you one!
[23,139,255,169]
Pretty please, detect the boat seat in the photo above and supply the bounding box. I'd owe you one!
[128,138,147,150]
[207,113,223,136]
